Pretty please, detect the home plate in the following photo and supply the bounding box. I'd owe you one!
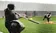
[44,21,54,24]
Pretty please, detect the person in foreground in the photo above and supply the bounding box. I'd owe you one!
[4,4,25,33]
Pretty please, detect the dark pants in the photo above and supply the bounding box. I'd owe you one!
[5,21,25,33]
[43,16,50,22]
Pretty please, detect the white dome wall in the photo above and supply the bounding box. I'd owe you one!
[0,1,56,11]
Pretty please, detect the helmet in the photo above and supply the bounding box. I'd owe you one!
[7,4,15,10]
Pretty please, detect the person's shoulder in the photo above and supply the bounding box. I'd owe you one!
[4,8,8,11]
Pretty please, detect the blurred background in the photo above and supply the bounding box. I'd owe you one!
[0,1,56,17]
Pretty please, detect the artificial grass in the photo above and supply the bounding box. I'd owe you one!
[0,16,56,33]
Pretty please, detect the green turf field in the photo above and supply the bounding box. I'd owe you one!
[0,16,56,33]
